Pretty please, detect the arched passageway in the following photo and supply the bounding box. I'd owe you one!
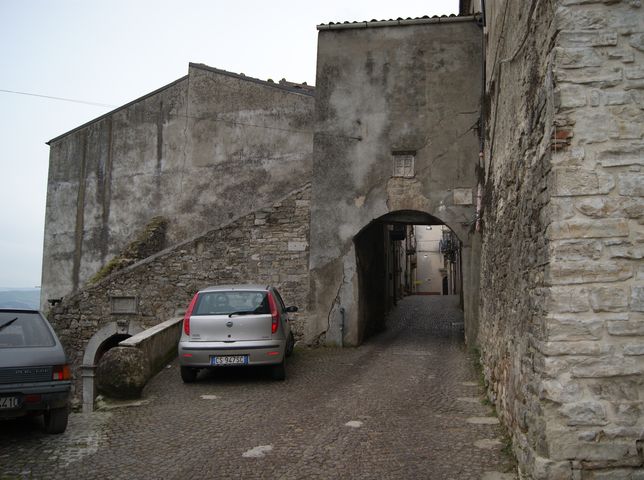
[353,210,465,345]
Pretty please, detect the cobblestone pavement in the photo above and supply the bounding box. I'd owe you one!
[1,295,516,479]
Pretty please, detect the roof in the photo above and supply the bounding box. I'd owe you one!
[190,63,315,97]
[317,13,479,30]
[48,63,314,145]
[200,285,271,292]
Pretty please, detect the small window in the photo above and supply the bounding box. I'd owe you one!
[392,152,415,178]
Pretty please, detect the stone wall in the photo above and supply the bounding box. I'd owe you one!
[49,184,311,406]
[42,64,314,308]
[478,0,643,477]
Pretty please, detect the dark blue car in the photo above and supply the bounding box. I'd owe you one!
[0,309,71,433]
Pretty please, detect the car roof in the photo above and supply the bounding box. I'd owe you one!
[0,308,40,313]
[199,284,270,293]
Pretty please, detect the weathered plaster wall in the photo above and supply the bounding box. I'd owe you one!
[309,19,483,346]
[479,0,644,477]
[49,185,310,407]
[42,64,314,308]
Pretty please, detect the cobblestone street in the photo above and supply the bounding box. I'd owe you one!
[1,296,516,479]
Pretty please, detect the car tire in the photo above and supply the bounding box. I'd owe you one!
[180,366,198,383]
[43,406,68,434]
[271,359,286,381]
[285,332,295,357]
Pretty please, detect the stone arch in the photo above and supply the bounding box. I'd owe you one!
[354,210,469,343]
[81,320,143,412]
[309,207,480,348]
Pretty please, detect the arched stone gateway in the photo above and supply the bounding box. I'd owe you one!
[308,18,483,347]
[309,207,480,347]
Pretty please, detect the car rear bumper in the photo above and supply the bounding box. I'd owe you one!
[178,339,286,367]
[0,382,71,419]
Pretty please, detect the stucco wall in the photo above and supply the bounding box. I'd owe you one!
[42,64,314,308]
[309,18,483,346]
[479,0,644,477]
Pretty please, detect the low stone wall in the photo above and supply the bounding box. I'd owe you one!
[95,318,182,400]
[49,184,311,407]
[119,317,183,375]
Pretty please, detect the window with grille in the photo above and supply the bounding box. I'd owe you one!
[392,152,415,178]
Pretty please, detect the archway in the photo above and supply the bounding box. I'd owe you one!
[81,320,143,412]
[353,210,466,345]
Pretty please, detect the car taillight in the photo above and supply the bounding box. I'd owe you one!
[184,293,199,336]
[52,364,71,381]
[267,292,279,334]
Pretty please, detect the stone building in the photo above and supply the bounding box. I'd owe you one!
[43,63,314,307]
[42,1,643,478]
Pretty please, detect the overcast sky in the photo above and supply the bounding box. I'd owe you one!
[0,0,458,289]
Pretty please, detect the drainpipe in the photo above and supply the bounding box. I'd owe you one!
[339,307,345,347]
[476,0,487,234]
[476,153,483,233]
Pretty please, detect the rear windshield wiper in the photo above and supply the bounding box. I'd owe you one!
[228,311,255,318]
[0,317,18,332]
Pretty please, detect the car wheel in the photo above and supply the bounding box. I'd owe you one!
[271,359,286,381]
[285,332,295,357]
[180,366,198,383]
[43,406,68,434]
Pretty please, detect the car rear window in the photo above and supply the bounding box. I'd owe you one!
[0,312,56,348]
[193,291,270,316]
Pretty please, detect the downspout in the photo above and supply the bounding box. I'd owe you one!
[476,1,487,233]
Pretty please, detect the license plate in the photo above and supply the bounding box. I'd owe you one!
[0,396,20,410]
[211,355,248,366]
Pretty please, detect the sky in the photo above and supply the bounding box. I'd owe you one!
[0,0,458,289]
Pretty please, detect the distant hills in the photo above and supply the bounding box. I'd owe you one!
[0,288,41,309]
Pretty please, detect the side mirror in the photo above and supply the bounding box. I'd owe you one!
[285,306,298,313]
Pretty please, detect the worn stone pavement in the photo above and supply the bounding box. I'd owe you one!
[0,295,516,479]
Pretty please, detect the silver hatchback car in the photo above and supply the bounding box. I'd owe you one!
[178,285,296,382]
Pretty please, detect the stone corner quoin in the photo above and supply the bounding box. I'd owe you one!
[545,0,643,477]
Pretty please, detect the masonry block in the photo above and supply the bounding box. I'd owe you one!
[548,286,591,312]
[632,285,644,311]
[607,317,644,336]
[552,167,615,196]
[598,143,644,167]
[571,355,643,377]
[556,67,623,88]
[539,340,602,356]
[550,239,603,260]
[555,47,602,69]
[560,401,608,426]
[617,173,644,196]
[558,31,618,47]
[546,314,604,341]
[547,219,629,240]
[612,401,643,427]
[589,286,630,312]
[539,377,585,403]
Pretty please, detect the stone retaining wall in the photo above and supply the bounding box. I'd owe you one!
[49,184,311,407]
